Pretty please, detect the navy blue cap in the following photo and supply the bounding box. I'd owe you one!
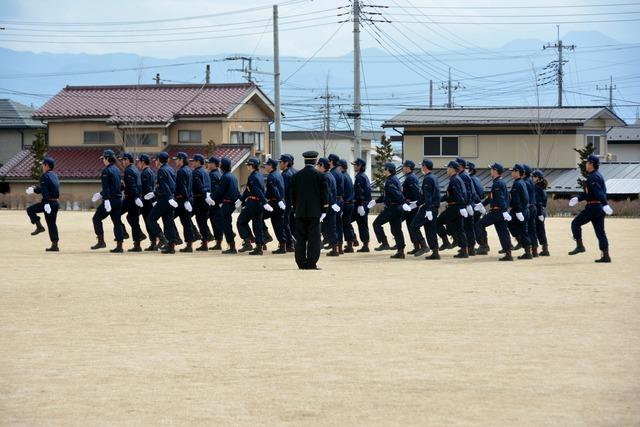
[338,159,348,169]
[317,157,330,169]
[246,157,260,167]
[447,160,460,169]
[421,158,433,169]
[220,157,231,169]
[384,162,396,173]
[191,154,205,163]
[137,154,151,163]
[285,153,294,165]
[278,154,292,163]
[532,169,544,178]
[155,152,169,163]
[172,152,188,161]
[522,164,532,175]
[587,155,600,166]
[328,153,340,163]
[510,163,525,173]
[118,152,134,162]
[403,160,416,169]
[303,151,318,160]
[42,157,55,168]
[467,161,476,169]
[455,157,467,168]
[264,158,278,168]
[206,156,220,165]
[489,162,504,174]
[351,157,366,167]
[100,149,115,159]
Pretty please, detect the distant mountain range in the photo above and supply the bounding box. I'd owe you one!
[1,30,638,129]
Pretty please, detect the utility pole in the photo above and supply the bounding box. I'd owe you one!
[319,79,339,157]
[597,76,616,109]
[273,4,282,159]
[429,79,433,108]
[543,26,575,107]
[205,64,211,84]
[440,68,463,108]
[352,0,362,160]
[226,56,255,82]
[154,73,160,85]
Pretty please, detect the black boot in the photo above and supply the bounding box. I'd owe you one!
[263,230,274,244]
[286,243,295,253]
[110,241,124,253]
[179,241,193,253]
[413,240,428,257]
[91,235,106,250]
[46,241,59,252]
[568,240,586,255]
[31,220,45,236]
[532,246,539,258]
[210,240,223,250]
[425,248,440,260]
[539,244,550,257]
[128,241,142,252]
[454,247,469,258]
[357,243,370,253]
[513,242,522,251]
[121,228,130,240]
[139,233,147,242]
[374,237,390,251]
[595,249,611,263]
[193,229,202,242]
[238,239,253,253]
[343,241,354,253]
[518,245,533,260]
[476,245,489,255]
[249,246,263,256]
[499,250,513,261]
[468,246,476,256]
[196,241,209,251]
[326,245,340,256]
[157,233,168,249]
[272,243,287,254]
[161,242,176,254]
[352,239,360,247]
[144,240,158,251]
[222,241,237,254]
[390,248,405,259]
[438,235,452,251]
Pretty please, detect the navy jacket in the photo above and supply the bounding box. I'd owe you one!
[377,175,404,207]
[524,177,537,207]
[459,171,478,204]
[156,164,176,202]
[470,175,484,202]
[175,165,193,202]
[510,178,530,212]
[535,186,547,216]
[325,170,337,206]
[213,172,240,204]
[421,172,440,209]
[241,170,267,204]
[578,170,608,205]
[123,164,141,198]
[330,166,344,200]
[141,167,156,196]
[209,169,222,195]
[266,170,285,202]
[34,171,60,203]
[402,172,421,203]
[281,167,294,206]
[192,166,211,196]
[483,177,509,212]
[100,163,122,200]
[354,171,372,207]
[342,171,355,203]
[443,174,467,207]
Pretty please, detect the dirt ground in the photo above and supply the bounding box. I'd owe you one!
[0,210,638,426]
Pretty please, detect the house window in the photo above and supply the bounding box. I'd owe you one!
[84,131,115,145]
[231,131,264,151]
[423,135,459,156]
[125,133,158,147]
[178,130,202,144]
[586,135,601,155]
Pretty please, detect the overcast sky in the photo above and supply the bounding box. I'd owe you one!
[1,0,639,58]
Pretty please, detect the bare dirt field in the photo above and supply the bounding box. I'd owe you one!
[0,210,639,426]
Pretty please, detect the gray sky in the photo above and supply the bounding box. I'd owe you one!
[1,0,640,58]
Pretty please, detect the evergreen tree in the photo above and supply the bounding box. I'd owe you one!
[30,129,48,181]
[373,134,394,191]
[573,142,595,188]
[207,138,217,157]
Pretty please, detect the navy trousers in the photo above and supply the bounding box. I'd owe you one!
[507,209,530,246]
[93,198,124,241]
[174,202,195,243]
[571,204,609,250]
[536,215,548,246]
[27,201,59,242]
[323,210,339,246]
[237,201,264,245]
[263,201,286,243]
[193,197,212,241]
[477,210,512,252]
[437,205,468,249]
[373,205,405,249]
[528,205,538,248]
[148,199,177,243]
[141,199,156,240]
[409,205,438,250]
[404,208,421,244]
[341,203,355,243]
[121,197,143,241]
[215,202,236,243]
[352,206,370,243]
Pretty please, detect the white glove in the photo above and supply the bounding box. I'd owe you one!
[235,199,242,209]
[92,192,102,203]
[367,200,376,209]
[409,201,418,210]
[402,203,411,212]
[169,199,178,208]
[205,193,215,206]
[474,203,483,212]
[152,202,157,207]
[143,192,155,200]
[320,213,326,223]
[426,211,433,221]
[466,205,474,216]
[503,212,512,222]
[516,212,524,222]
[331,203,340,212]
[44,203,51,214]
[263,203,274,212]
[459,208,468,218]
[357,206,365,216]
[538,215,544,222]
[476,204,486,215]
[135,198,143,208]
[603,205,613,216]
[278,200,286,210]
[569,197,578,207]
[184,201,192,212]
[26,186,35,195]
[104,200,112,212]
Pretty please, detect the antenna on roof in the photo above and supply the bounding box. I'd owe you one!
[154,73,161,85]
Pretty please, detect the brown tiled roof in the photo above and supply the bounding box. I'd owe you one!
[0,145,252,181]
[33,83,270,123]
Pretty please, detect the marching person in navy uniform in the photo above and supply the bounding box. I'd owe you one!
[351,157,372,253]
[475,163,514,261]
[522,164,539,257]
[456,158,479,256]
[263,158,288,254]
[279,154,296,252]
[437,160,469,258]
[118,152,145,252]
[213,157,240,254]
[568,155,612,263]
[339,159,357,253]
[205,156,224,250]
[328,154,344,252]
[138,154,161,251]
[508,164,533,259]
[409,159,440,259]
[25,156,60,252]
[237,157,268,255]
[290,151,328,270]
[370,162,406,259]
[533,169,550,257]
[400,160,424,255]
[317,157,341,256]
[91,149,126,253]
[190,154,213,251]
[468,162,488,253]
[147,152,179,254]
[172,152,195,252]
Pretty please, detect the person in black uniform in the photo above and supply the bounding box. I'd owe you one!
[409,159,440,259]
[138,154,163,251]
[568,155,613,263]
[146,152,179,254]
[468,162,488,254]
[212,157,240,254]
[316,157,341,256]
[190,154,212,251]
[25,156,60,251]
[205,156,223,250]
[263,158,287,254]
[476,163,514,261]
[339,159,357,253]
[279,154,296,252]
[370,162,406,259]
[437,160,469,258]
[508,164,532,260]
[91,149,125,252]
[327,154,344,252]
[118,152,145,252]
[351,157,372,253]
[400,160,424,255]
[237,157,268,256]
[456,158,479,256]
[532,170,550,257]
[290,151,328,270]
[522,164,539,257]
